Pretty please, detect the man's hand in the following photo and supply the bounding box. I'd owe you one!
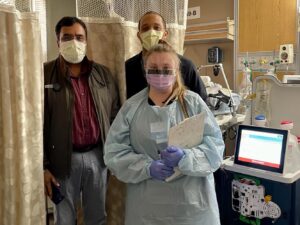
[44,169,59,199]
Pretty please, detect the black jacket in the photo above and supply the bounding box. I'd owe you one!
[125,52,207,101]
[43,57,119,178]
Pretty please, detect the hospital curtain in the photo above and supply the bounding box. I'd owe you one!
[0,4,45,225]
[83,17,128,104]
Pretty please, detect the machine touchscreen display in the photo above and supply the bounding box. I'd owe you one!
[234,125,288,173]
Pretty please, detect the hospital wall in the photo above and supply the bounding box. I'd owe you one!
[184,0,298,91]
[238,0,296,52]
[183,0,235,89]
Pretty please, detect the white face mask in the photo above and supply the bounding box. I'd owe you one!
[59,40,86,64]
[140,29,164,51]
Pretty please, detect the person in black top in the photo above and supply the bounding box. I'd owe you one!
[125,11,207,101]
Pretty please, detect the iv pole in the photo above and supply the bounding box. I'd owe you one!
[198,63,237,117]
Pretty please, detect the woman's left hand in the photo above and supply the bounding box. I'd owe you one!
[161,146,185,167]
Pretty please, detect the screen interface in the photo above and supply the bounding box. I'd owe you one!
[238,129,284,168]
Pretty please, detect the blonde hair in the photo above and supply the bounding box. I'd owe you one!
[144,43,187,104]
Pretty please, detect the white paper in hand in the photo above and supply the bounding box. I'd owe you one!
[165,112,205,182]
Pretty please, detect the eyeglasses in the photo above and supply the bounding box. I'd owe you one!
[146,68,176,75]
[60,34,86,42]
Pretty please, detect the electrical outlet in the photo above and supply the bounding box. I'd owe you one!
[279,44,294,64]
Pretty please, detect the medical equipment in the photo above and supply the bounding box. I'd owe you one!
[208,46,223,63]
[280,121,300,174]
[198,63,237,117]
[232,178,281,220]
[254,114,266,127]
[217,75,300,225]
[218,160,300,225]
[199,65,244,145]
[207,91,241,116]
[252,75,300,132]
[238,66,252,100]
[252,79,271,126]
[234,125,288,174]
[282,74,300,84]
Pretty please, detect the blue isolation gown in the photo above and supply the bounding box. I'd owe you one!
[104,88,224,225]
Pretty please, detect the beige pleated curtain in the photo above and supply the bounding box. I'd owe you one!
[0,4,45,225]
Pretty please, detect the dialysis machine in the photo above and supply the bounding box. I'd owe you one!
[216,75,300,225]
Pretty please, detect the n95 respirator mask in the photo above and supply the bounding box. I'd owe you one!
[140,29,164,51]
[59,40,86,64]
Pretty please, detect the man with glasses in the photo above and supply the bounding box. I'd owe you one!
[43,16,119,225]
[125,11,207,102]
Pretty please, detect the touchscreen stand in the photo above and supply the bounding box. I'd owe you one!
[234,125,288,173]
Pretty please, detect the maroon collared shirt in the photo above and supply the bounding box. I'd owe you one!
[70,67,100,149]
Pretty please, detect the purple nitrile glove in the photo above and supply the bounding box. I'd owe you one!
[160,146,185,167]
[149,160,174,181]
